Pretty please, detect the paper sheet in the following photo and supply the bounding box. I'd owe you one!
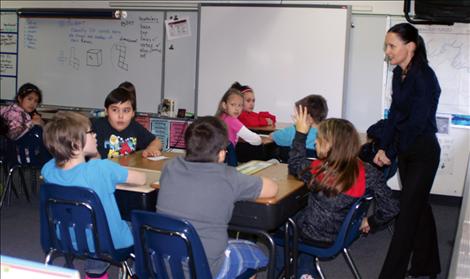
[146,156,168,161]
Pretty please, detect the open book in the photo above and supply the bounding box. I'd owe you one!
[236,160,278,175]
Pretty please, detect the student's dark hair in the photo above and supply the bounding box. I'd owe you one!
[388,23,428,66]
[118,81,136,106]
[185,116,228,163]
[295,94,328,124]
[104,87,136,111]
[43,111,90,167]
[16,83,42,104]
[230,81,253,94]
[215,88,244,117]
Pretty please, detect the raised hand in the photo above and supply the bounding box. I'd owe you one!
[293,105,310,134]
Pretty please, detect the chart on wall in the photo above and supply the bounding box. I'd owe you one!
[0,10,18,99]
[17,11,164,112]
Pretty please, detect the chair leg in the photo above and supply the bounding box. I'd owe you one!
[387,223,394,235]
[314,257,326,279]
[27,167,38,196]
[1,165,19,208]
[8,166,20,198]
[119,261,130,279]
[17,166,30,202]
[63,255,75,269]
[342,248,361,279]
[0,172,12,209]
[45,249,57,265]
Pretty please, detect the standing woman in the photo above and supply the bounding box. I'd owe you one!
[375,23,441,279]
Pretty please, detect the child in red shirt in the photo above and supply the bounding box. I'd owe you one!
[232,82,276,127]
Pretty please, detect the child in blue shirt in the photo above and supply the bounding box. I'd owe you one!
[41,111,146,279]
[270,94,328,160]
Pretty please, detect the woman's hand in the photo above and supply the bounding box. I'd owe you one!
[360,217,370,234]
[293,105,310,134]
[373,149,391,167]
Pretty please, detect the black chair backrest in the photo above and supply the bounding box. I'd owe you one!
[225,142,238,167]
[15,126,50,167]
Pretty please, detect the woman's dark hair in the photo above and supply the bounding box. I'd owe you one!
[388,23,428,66]
[16,83,42,104]
[185,116,228,163]
[105,87,136,111]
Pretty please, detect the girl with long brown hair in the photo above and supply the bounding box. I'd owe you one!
[287,105,399,276]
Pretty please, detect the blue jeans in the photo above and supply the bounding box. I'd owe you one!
[215,239,268,279]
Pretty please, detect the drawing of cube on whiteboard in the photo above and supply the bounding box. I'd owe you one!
[86,49,102,67]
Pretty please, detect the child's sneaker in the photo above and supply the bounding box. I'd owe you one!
[299,274,315,279]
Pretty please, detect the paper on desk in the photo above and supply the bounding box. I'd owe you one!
[236,160,276,175]
[146,156,168,161]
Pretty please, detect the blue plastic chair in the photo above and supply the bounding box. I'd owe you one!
[277,194,373,279]
[0,135,30,209]
[225,142,238,167]
[131,210,257,279]
[39,183,134,278]
[15,126,51,193]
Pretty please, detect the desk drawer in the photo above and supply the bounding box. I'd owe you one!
[115,189,157,221]
[230,186,309,231]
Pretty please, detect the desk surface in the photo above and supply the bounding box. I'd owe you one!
[113,151,304,205]
[113,151,179,192]
[247,122,291,134]
[113,151,180,172]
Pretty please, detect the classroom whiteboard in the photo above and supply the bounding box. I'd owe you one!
[163,11,198,114]
[18,11,164,112]
[197,4,351,121]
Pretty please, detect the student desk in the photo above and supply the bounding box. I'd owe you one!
[113,151,308,278]
[113,151,179,221]
[247,122,291,135]
[237,122,292,163]
[113,151,307,229]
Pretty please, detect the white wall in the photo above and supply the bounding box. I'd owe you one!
[2,1,404,15]
[4,1,469,198]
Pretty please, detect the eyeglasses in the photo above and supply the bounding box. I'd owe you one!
[86,129,95,134]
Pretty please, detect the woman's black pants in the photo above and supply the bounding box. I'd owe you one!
[379,134,441,279]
